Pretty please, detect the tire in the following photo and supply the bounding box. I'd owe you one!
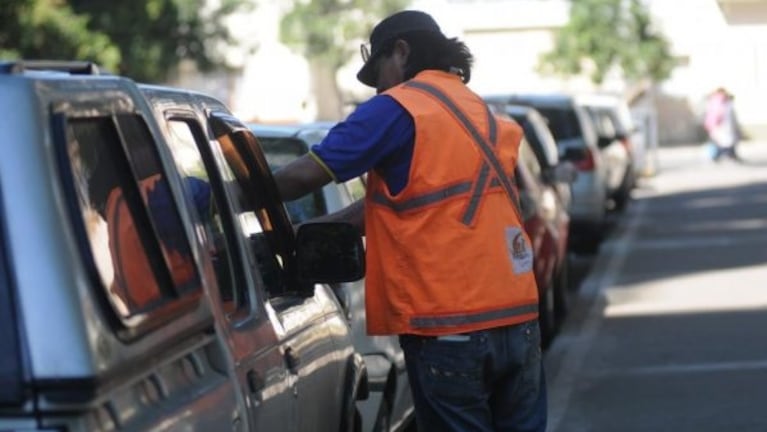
[538,281,556,348]
[612,170,635,212]
[553,256,570,325]
[373,398,391,432]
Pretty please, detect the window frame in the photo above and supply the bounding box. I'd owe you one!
[207,112,313,299]
[164,112,257,320]
[52,102,203,341]
[0,183,23,405]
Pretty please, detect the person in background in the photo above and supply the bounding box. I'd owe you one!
[704,87,742,162]
[272,10,546,431]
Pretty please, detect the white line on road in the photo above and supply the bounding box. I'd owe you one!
[546,199,648,432]
[590,359,767,377]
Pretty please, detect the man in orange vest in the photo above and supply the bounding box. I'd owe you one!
[274,10,546,431]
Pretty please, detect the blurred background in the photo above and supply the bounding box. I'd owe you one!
[2,0,765,149]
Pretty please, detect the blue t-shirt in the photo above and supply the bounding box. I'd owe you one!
[310,94,414,196]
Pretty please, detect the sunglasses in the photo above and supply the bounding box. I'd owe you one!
[360,43,371,63]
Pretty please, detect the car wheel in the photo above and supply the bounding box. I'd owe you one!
[373,398,391,432]
[553,257,570,324]
[612,171,635,212]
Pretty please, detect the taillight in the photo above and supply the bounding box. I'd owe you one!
[574,147,596,171]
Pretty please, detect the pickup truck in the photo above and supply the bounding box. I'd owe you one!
[0,61,368,431]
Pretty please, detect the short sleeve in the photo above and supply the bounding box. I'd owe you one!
[310,94,414,183]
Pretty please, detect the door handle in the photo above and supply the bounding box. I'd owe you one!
[284,347,300,374]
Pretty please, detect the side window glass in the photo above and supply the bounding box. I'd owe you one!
[65,115,201,321]
[214,133,289,297]
[165,119,244,314]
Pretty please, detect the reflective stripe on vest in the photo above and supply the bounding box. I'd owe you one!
[404,80,521,218]
[371,81,520,226]
[461,103,501,225]
[410,303,539,329]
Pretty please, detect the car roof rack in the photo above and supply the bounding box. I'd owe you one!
[0,60,101,75]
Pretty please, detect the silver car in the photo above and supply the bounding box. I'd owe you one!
[0,60,367,432]
[485,93,609,252]
[250,123,416,432]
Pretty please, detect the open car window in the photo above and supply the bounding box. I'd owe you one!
[209,114,299,298]
[258,136,327,224]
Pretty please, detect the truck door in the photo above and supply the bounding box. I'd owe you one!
[206,113,353,432]
[160,112,297,431]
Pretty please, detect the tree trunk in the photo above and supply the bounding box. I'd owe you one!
[308,58,344,121]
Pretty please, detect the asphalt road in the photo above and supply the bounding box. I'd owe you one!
[544,141,767,432]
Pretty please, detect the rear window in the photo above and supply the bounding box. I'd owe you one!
[61,114,202,326]
[533,108,583,141]
[258,136,326,223]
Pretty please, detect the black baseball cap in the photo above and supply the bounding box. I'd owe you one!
[357,10,445,87]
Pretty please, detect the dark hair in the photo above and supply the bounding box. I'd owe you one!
[384,30,474,84]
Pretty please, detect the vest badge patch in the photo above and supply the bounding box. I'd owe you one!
[505,226,533,274]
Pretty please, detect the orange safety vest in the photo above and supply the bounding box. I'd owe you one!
[364,70,539,336]
[106,174,197,312]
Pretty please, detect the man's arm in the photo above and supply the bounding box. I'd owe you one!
[273,154,333,202]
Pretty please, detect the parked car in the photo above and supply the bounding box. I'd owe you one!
[485,93,608,252]
[579,94,637,210]
[483,112,570,345]
[0,60,368,432]
[249,123,415,432]
[493,105,577,329]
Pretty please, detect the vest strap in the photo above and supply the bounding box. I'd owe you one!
[410,303,539,329]
[461,105,501,225]
[403,81,521,222]
[371,180,510,212]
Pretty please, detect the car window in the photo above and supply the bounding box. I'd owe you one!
[63,115,202,321]
[212,127,293,298]
[258,136,326,224]
[586,108,617,138]
[165,119,245,314]
[529,113,560,167]
[518,138,542,181]
[534,107,583,141]
[511,112,557,170]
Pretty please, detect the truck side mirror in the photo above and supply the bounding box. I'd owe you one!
[295,223,365,284]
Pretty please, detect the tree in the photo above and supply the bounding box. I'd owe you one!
[539,0,675,85]
[280,0,408,121]
[0,0,120,71]
[0,0,250,83]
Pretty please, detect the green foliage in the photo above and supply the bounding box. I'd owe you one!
[539,0,675,84]
[0,0,250,83]
[0,0,120,70]
[280,0,409,69]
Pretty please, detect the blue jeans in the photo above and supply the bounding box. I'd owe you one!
[399,321,547,432]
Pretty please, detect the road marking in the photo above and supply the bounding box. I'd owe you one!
[591,359,767,377]
[546,199,647,432]
[628,234,767,250]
